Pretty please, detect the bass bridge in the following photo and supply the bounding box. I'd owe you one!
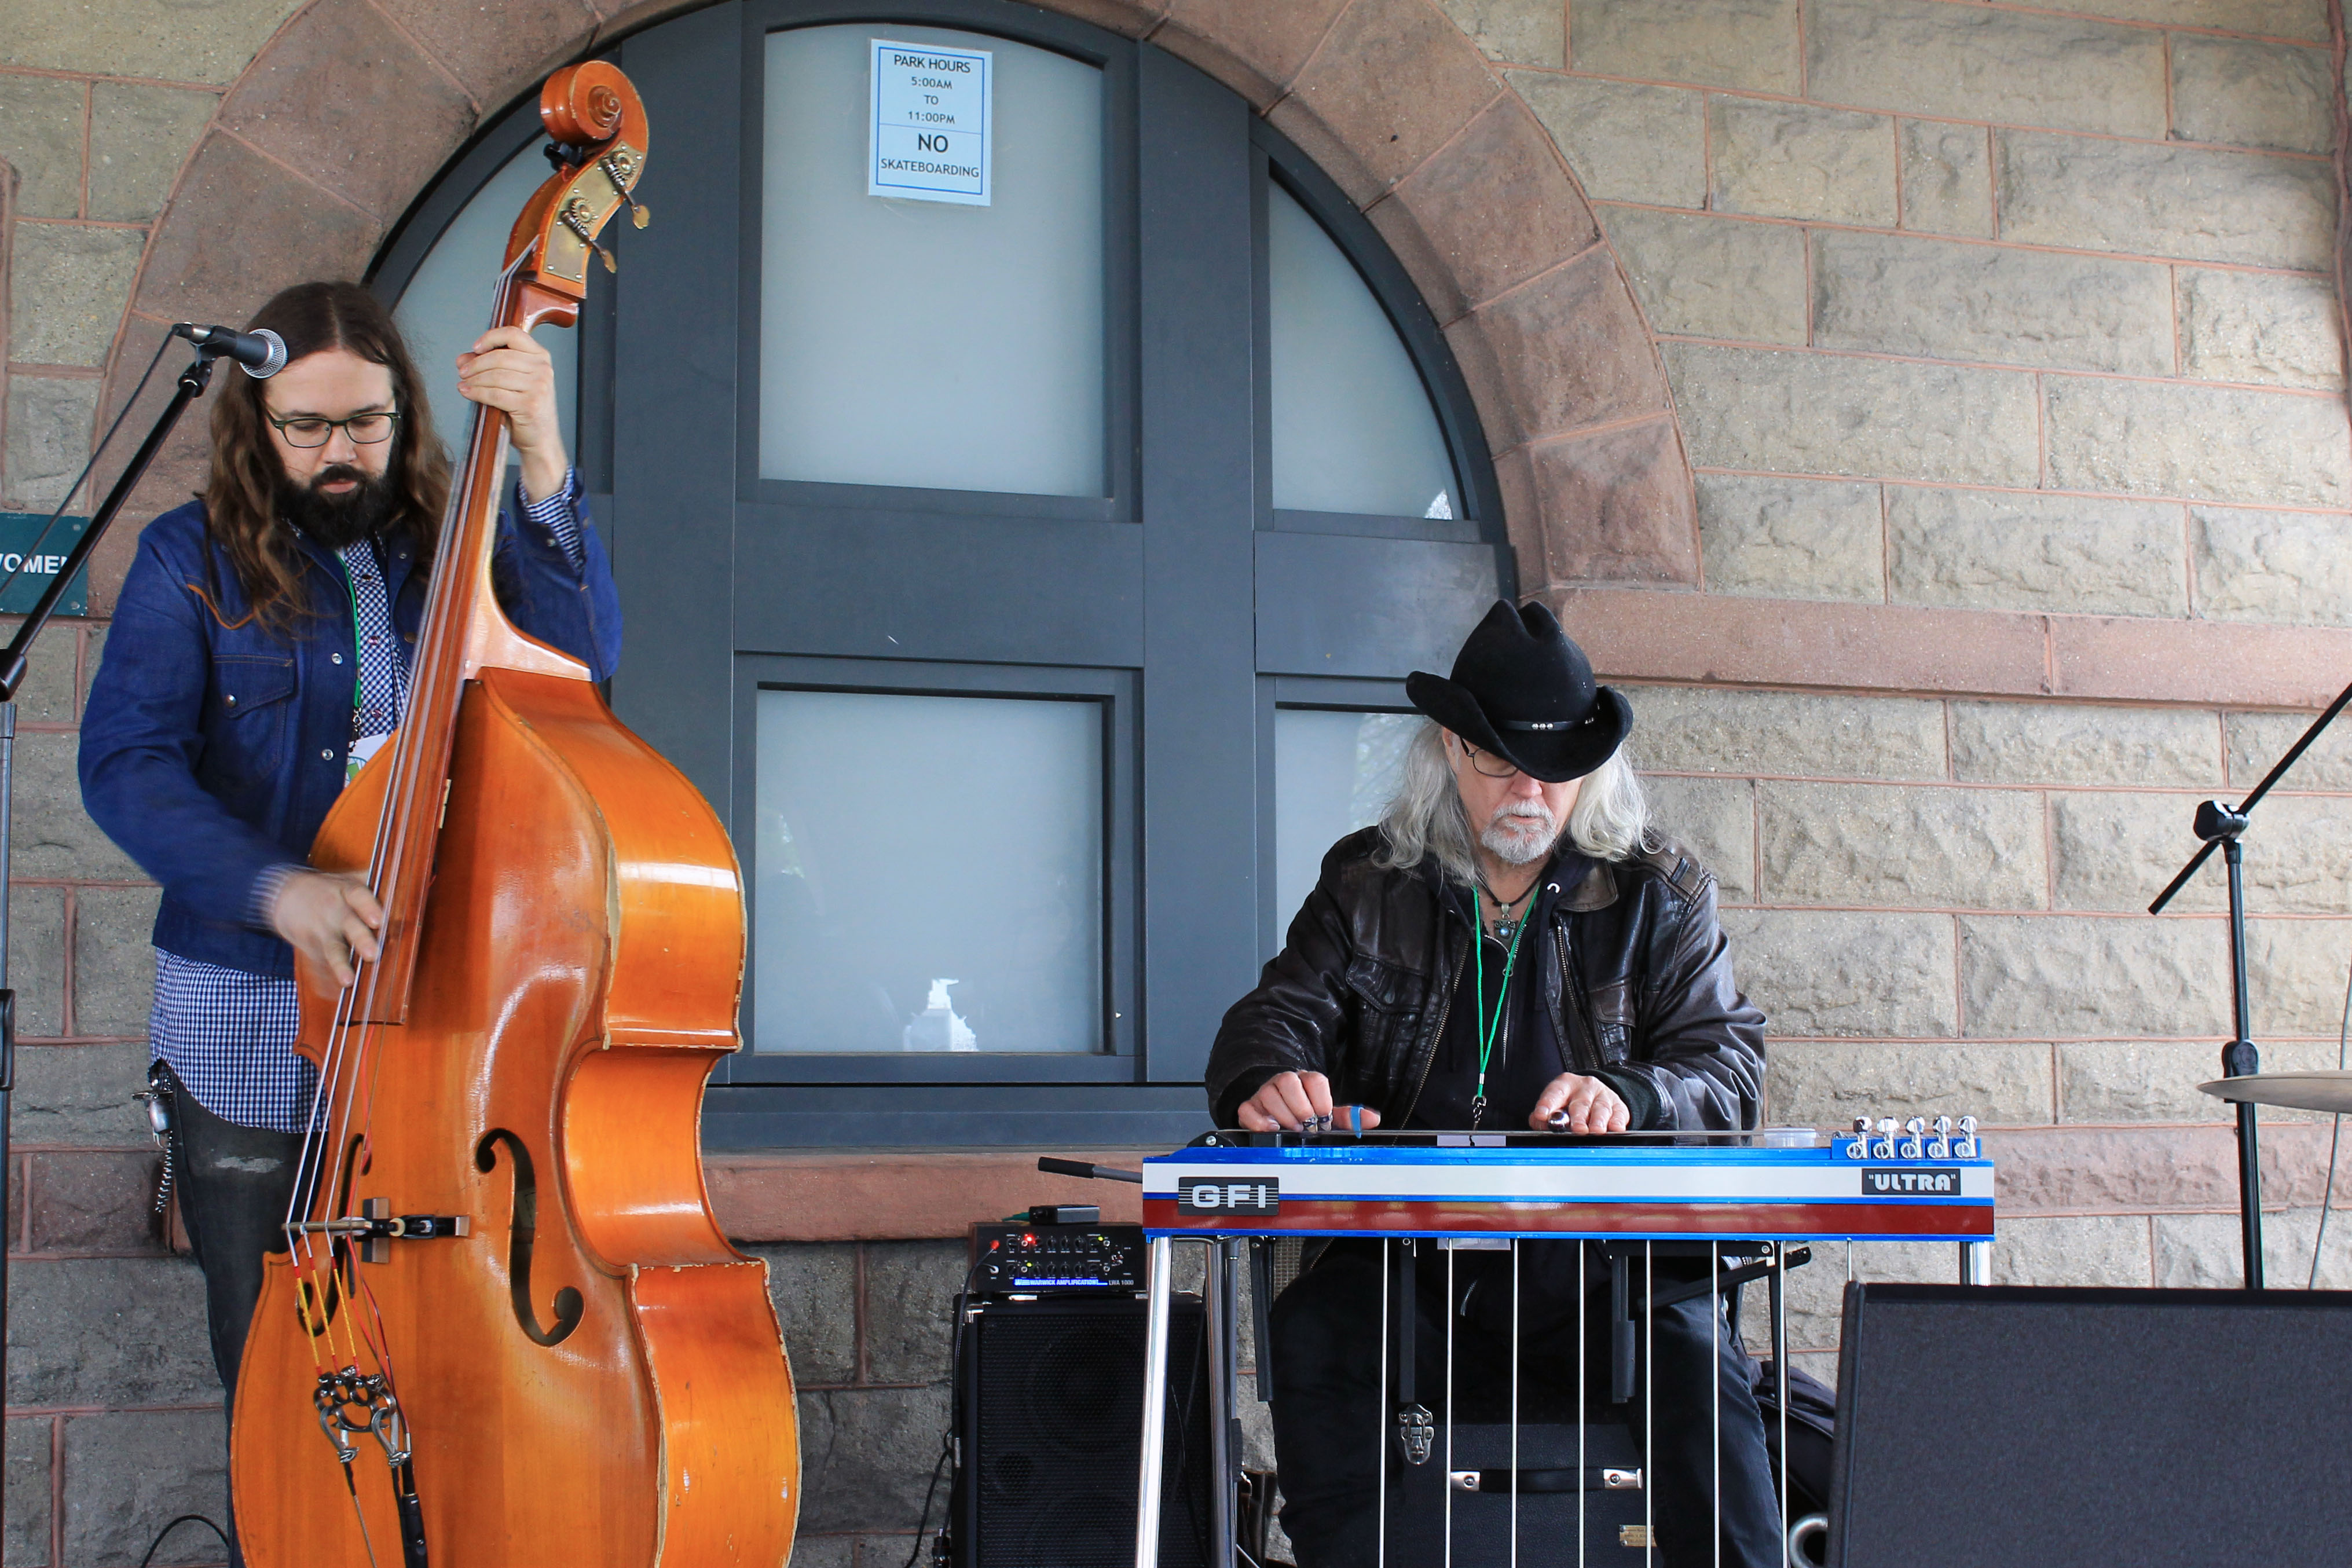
[290,1197,472,1264]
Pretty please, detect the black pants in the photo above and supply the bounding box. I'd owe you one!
[1267,1241,1784,1568]
[157,1064,306,1568]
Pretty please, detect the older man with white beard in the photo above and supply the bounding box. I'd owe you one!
[1203,600,1778,1568]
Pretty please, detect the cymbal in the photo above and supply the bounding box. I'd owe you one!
[2201,1072,2352,1114]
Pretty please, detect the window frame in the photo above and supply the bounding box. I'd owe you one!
[734,0,1139,525]
[726,652,1140,1084]
[367,0,1511,1146]
[1256,675,1418,958]
[1250,119,1506,547]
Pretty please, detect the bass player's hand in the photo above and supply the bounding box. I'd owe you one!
[270,869,384,987]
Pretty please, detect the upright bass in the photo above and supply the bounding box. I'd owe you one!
[230,64,799,1567]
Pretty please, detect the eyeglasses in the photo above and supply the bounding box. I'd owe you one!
[1459,740,1521,779]
[266,409,401,448]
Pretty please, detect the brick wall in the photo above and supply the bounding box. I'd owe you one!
[2,0,2350,1560]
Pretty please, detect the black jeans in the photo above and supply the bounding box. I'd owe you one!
[157,1063,306,1568]
[1267,1241,1784,1568]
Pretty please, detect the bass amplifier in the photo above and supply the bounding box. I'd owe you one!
[970,1221,1146,1296]
[952,1294,1212,1568]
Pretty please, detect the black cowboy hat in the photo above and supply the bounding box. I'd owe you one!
[1404,600,1632,783]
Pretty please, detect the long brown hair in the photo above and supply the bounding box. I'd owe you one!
[203,281,450,633]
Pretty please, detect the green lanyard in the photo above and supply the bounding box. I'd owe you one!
[1469,888,1536,1128]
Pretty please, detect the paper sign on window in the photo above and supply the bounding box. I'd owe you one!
[869,38,992,205]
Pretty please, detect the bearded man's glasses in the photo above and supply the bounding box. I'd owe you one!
[267,410,401,448]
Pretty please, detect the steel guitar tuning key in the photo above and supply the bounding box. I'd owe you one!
[1927,1115,1952,1159]
[1899,1117,1926,1160]
[1844,1116,1870,1159]
[1871,1118,1899,1161]
[1955,1116,1980,1160]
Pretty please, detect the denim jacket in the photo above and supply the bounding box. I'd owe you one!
[79,486,622,977]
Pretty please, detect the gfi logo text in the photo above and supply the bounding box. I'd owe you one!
[1179,1180,1280,1215]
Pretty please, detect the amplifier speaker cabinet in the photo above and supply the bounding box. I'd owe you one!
[952,1294,1213,1568]
[1829,1282,2352,1567]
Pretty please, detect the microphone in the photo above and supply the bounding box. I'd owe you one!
[173,323,288,379]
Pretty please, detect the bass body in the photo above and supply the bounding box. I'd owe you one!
[234,669,798,1565]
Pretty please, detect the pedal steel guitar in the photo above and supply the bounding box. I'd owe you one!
[1129,1122,1996,1568]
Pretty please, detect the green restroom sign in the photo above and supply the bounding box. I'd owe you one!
[0,515,90,616]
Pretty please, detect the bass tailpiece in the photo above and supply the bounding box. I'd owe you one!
[314,1366,430,1567]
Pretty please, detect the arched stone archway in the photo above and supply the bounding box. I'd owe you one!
[99,0,1691,606]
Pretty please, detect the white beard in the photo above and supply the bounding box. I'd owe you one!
[1481,801,1559,866]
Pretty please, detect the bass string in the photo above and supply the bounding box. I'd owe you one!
[287,251,534,1286]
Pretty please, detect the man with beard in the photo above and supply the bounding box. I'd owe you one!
[1204,600,1778,1567]
[78,280,618,1562]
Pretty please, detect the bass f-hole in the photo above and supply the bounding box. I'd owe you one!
[474,1129,583,1347]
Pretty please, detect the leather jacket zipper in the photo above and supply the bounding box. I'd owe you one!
[1399,907,1466,1126]
[1555,924,1599,1074]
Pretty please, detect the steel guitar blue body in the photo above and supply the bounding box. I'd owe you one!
[1140,1128,1996,1244]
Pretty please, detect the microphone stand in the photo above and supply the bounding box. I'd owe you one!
[2149,675,2352,1291]
[0,345,227,1523]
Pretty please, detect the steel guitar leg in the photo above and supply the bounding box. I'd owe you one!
[1444,1244,1456,1568]
[1711,1244,1721,1568]
[1137,1236,1173,1568]
[1207,1240,1236,1568]
[1378,1239,1390,1568]
[1959,1241,1990,1285]
[1772,1252,1789,1568]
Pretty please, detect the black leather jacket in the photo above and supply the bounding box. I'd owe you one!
[1206,829,1766,1131]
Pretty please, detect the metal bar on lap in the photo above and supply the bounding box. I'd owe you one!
[1207,1240,1233,1567]
[1379,1237,1390,1568]
[1713,1242,1721,1568]
[1136,1235,1173,1568]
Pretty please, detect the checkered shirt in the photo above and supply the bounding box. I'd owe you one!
[151,475,587,1130]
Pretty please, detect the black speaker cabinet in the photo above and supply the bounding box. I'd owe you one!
[952,1294,1212,1568]
[1829,1283,2352,1567]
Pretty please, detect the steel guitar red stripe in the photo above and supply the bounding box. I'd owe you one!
[1141,1196,1994,1239]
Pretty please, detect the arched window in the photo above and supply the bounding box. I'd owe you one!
[372,0,1507,1146]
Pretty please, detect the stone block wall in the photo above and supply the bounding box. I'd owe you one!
[3,0,2352,1559]
[1637,684,2352,1384]
[1449,0,2352,1383]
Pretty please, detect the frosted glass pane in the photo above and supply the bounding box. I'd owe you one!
[1273,709,1417,935]
[1269,184,1455,519]
[754,688,1104,1053]
[393,145,577,463]
[761,24,1104,495]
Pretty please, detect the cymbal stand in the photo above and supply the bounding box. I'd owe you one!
[2150,673,2352,1290]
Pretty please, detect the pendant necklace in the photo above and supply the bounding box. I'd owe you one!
[1481,878,1536,942]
